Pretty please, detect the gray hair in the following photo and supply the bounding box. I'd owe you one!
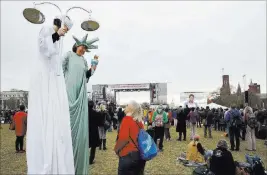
[217,139,228,149]
[128,100,143,122]
[244,106,253,114]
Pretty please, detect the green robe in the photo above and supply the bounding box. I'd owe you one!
[63,51,89,175]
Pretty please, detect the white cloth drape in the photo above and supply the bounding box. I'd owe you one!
[26,26,75,175]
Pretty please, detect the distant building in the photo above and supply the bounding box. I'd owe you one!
[248,79,261,94]
[220,75,231,95]
[0,89,28,110]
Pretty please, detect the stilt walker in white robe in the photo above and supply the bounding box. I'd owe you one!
[26,16,75,174]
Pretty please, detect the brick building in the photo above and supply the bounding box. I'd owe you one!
[220,75,231,95]
[248,79,261,94]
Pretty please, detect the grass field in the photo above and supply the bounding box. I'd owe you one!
[1,124,266,175]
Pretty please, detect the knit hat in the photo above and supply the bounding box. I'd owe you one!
[217,139,228,149]
[194,135,200,141]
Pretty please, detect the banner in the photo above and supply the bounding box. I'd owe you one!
[108,84,150,90]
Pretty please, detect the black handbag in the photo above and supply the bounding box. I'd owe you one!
[104,113,110,130]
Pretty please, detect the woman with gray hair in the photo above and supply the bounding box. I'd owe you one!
[114,100,146,175]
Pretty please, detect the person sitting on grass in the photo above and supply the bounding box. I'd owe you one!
[186,135,206,163]
[209,139,236,175]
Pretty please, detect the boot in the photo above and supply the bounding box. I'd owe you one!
[99,139,102,150]
[103,139,107,150]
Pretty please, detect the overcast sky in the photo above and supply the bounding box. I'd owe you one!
[1,1,266,104]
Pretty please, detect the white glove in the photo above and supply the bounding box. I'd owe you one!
[57,28,66,36]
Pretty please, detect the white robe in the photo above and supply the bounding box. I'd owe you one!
[26,26,75,175]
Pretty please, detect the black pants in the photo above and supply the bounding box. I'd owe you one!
[90,146,96,164]
[219,124,226,131]
[241,127,246,140]
[214,120,219,131]
[154,127,164,150]
[118,151,146,175]
[164,128,171,139]
[15,136,24,151]
[178,128,186,140]
[229,127,240,150]
[197,120,202,128]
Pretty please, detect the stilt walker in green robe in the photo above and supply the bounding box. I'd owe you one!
[62,34,99,175]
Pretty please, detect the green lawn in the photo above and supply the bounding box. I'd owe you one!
[1,124,266,175]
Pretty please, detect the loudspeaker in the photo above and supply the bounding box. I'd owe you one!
[245,91,249,103]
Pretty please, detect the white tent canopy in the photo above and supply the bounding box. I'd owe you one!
[207,103,228,109]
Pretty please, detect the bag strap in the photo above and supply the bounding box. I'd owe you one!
[116,119,141,154]
[129,126,140,152]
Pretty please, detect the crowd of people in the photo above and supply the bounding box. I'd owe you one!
[85,99,267,175]
[2,13,267,175]
[4,95,267,175]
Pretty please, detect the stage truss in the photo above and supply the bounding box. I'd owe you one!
[91,83,167,105]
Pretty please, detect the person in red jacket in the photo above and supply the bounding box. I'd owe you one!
[114,100,146,175]
[11,105,27,153]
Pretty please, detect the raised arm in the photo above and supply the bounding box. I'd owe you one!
[38,26,59,59]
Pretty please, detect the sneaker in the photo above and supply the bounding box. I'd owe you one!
[19,150,26,153]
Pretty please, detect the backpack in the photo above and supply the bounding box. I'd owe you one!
[130,122,158,161]
[245,155,266,175]
[229,111,242,128]
[247,113,257,129]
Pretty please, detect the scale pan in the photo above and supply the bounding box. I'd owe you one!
[81,20,99,31]
[23,8,45,24]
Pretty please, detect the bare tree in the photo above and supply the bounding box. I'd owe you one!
[213,92,262,109]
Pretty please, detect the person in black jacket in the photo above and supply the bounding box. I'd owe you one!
[176,107,187,141]
[204,106,213,138]
[209,139,236,175]
[117,108,125,131]
[88,100,101,165]
[214,109,220,131]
